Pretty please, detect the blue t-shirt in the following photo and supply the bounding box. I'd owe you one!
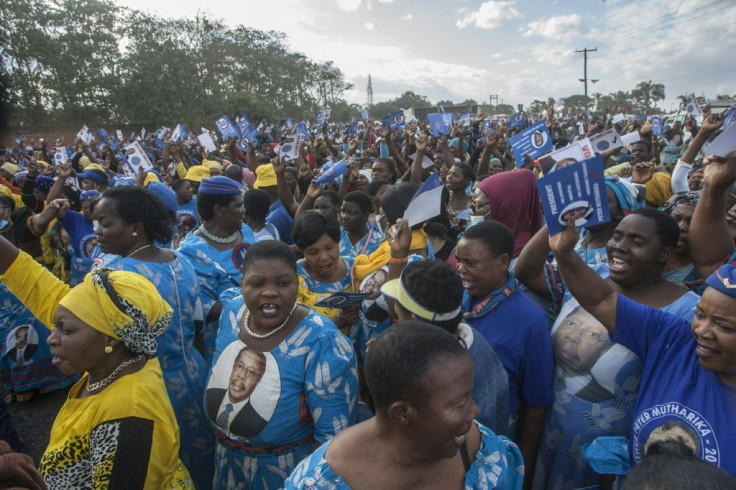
[613,294,736,477]
[266,200,293,245]
[466,288,555,416]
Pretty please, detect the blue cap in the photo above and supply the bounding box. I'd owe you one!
[705,264,736,299]
[77,169,108,184]
[198,175,242,196]
[80,190,101,202]
[147,182,178,212]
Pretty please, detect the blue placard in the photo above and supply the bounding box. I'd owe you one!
[236,115,250,135]
[315,292,372,309]
[380,143,389,158]
[537,156,610,236]
[97,128,108,142]
[361,108,370,121]
[509,120,554,167]
[347,123,357,135]
[441,113,454,128]
[428,113,449,137]
[508,112,526,130]
[382,110,406,130]
[296,122,309,137]
[723,104,736,129]
[651,117,662,137]
[215,115,239,141]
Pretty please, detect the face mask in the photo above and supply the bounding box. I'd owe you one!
[93,220,99,232]
[465,215,485,231]
[0,219,8,232]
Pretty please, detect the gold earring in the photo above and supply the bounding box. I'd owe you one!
[104,346,113,354]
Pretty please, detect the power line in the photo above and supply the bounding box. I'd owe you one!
[594,1,734,49]
[593,0,729,48]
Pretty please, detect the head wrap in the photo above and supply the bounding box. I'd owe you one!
[58,268,172,357]
[143,171,160,186]
[147,181,178,211]
[80,190,101,202]
[203,160,222,171]
[1,163,19,176]
[255,164,277,188]
[34,176,54,195]
[662,191,700,215]
[79,156,92,169]
[476,170,543,258]
[185,165,210,182]
[198,175,242,196]
[604,175,644,217]
[705,264,736,300]
[643,172,672,208]
[354,230,428,280]
[358,169,373,183]
[36,160,50,168]
[77,168,108,184]
[381,272,461,322]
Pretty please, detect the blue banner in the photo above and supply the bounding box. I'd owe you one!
[215,115,239,141]
[382,110,406,130]
[509,119,554,167]
[537,155,610,235]
[428,113,449,137]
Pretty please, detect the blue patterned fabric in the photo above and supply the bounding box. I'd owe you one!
[338,226,384,259]
[284,421,524,489]
[208,290,358,490]
[98,253,214,490]
[0,284,78,395]
[533,263,699,490]
[178,223,257,365]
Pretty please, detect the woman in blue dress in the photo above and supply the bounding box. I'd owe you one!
[284,322,523,490]
[292,211,359,336]
[91,186,214,489]
[207,240,358,490]
[178,176,257,365]
[516,209,700,489]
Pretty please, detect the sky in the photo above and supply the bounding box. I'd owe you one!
[111,0,736,113]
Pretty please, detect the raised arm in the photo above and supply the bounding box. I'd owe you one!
[549,219,618,335]
[513,225,554,301]
[272,157,299,217]
[45,164,74,209]
[689,144,736,279]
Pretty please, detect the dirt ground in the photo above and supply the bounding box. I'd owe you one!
[6,387,69,464]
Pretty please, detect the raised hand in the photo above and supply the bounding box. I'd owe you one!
[549,219,581,257]
[386,218,412,259]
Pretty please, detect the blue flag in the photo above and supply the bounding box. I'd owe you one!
[651,117,663,137]
[723,104,736,129]
[154,138,165,151]
[383,110,406,130]
[439,105,446,114]
[314,160,347,185]
[428,113,449,137]
[361,108,370,121]
[404,171,443,227]
[170,123,187,143]
[296,122,309,137]
[316,109,331,126]
[215,115,239,141]
[108,139,119,152]
[508,112,526,130]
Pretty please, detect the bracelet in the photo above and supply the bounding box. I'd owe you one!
[388,256,408,265]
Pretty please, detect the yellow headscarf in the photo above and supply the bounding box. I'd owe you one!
[354,229,428,280]
[644,172,672,208]
[59,269,172,357]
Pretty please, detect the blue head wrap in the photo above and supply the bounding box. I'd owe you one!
[705,264,736,299]
[147,182,178,212]
[34,176,54,195]
[198,176,241,196]
[80,190,101,202]
[604,176,643,216]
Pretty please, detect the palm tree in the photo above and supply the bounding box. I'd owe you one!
[632,80,665,114]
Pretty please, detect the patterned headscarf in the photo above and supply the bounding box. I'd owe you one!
[662,191,700,215]
[604,176,644,216]
[34,176,54,195]
[58,269,172,357]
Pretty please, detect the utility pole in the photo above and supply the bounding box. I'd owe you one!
[367,74,374,107]
[576,47,597,99]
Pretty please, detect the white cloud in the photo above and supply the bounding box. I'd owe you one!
[521,14,585,41]
[377,0,394,3]
[401,13,413,20]
[491,52,503,58]
[364,22,375,30]
[456,1,521,29]
[336,0,362,11]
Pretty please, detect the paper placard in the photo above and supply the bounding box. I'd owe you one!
[538,142,587,175]
[215,115,239,141]
[509,120,554,167]
[537,156,610,235]
[197,132,217,154]
[621,131,641,146]
[278,134,303,160]
[705,123,736,158]
[53,147,68,166]
[612,113,626,124]
[122,141,153,175]
[427,113,449,137]
[409,152,435,169]
[589,128,623,154]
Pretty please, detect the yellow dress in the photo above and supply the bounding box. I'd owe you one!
[1,252,193,489]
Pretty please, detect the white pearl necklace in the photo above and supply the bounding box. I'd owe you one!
[199,224,239,244]
[242,302,300,339]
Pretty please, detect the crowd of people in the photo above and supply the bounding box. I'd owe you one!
[0,104,735,490]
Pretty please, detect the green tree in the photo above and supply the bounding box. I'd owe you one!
[631,80,665,114]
